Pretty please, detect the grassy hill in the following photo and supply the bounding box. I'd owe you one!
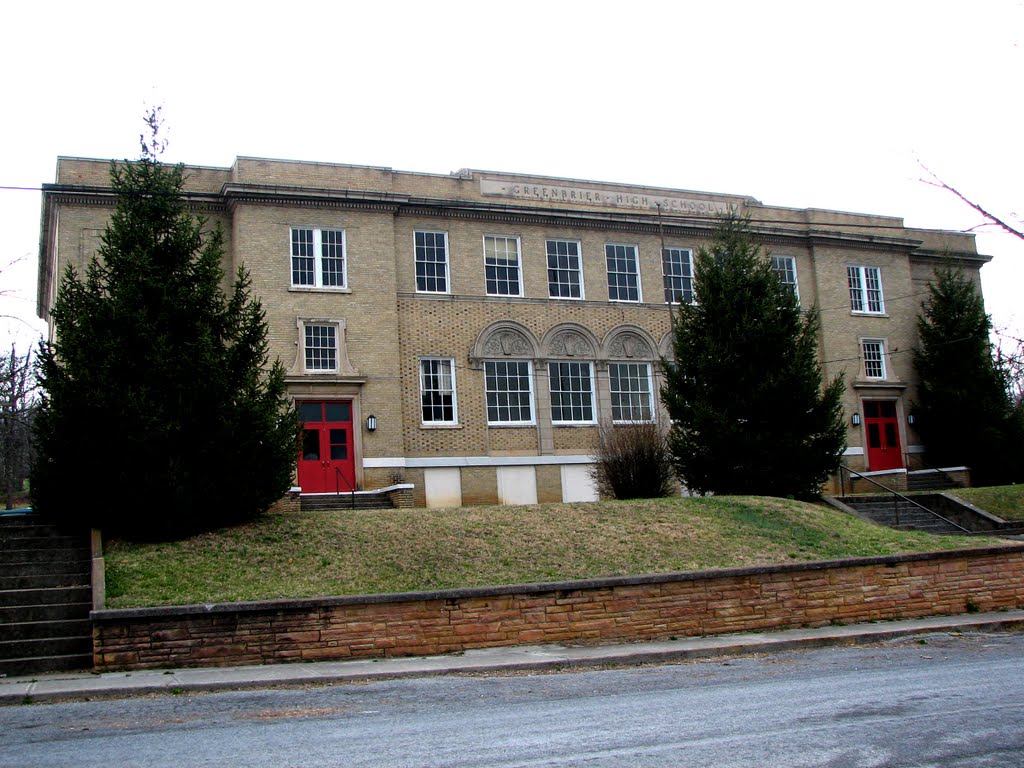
[103,496,1010,609]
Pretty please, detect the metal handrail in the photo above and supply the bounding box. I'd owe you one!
[334,466,356,509]
[838,464,970,533]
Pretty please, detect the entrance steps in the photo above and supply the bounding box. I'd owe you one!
[837,495,965,534]
[300,492,395,512]
[0,514,93,677]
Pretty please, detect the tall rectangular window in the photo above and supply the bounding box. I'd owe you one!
[771,255,799,299]
[609,362,654,422]
[485,360,534,425]
[606,244,641,302]
[848,265,884,313]
[291,227,346,288]
[484,235,522,296]
[419,358,457,425]
[546,239,583,299]
[304,324,337,372]
[415,231,449,293]
[862,339,886,379]
[548,361,595,424]
[662,247,693,304]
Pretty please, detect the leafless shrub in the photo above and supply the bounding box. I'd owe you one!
[590,421,676,500]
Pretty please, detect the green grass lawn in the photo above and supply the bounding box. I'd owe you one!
[948,484,1024,521]
[103,496,1010,609]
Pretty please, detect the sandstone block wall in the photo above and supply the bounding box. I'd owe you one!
[92,545,1024,672]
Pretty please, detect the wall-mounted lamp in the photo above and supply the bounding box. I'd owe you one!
[850,413,861,427]
[907,413,916,426]
[366,415,377,432]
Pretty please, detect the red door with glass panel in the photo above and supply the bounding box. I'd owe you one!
[298,401,355,493]
[864,400,903,471]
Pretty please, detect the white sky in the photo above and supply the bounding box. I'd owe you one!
[2,0,1021,350]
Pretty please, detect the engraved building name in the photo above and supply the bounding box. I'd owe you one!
[479,179,735,215]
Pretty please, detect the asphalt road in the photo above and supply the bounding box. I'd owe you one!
[2,632,1023,767]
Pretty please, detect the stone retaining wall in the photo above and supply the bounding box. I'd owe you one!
[92,545,1024,671]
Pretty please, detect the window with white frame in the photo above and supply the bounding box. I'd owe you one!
[771,255,799,299]
[548,361,595,424]
[609,362,654,422]
[484,360,534,425]
[303,324,338,372]
[484,235,522,296]
[290,227,346,288]
[848,265,884,313]
[419,358,457,425]
[415,231,449,293]
[546,239,583,299]
[606,244,641,302]
[662,247,694,304]
[862,339,886,379]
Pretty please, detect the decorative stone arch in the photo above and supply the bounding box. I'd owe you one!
[469,320,539,368]
[541,323,600,359]
[659,331,675,363]
[602,325,659,363]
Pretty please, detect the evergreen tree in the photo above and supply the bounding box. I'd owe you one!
[661,215,846,498]
[913,267,1024,486]
[31,112,297,539]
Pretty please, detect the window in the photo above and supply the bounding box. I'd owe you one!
[420,358,457,425]
[771,255,799,299]
[304,324,337,372]
[546,239,583,299]
[606,244,641,302]
[609,362,654,422]
[848,265,884,313]
[862,339,886,379]
[484,360,534,425]
[484,236,522,296]
[548,361,595,424]
[291,227,346,288]
[415,231,449,293]
[662,247,693,304]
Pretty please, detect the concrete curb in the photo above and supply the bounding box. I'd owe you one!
[3,610,1023,705]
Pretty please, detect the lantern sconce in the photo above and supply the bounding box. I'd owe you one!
[907,413,916,426]
[366,415,377,432]
[850,412,861,427]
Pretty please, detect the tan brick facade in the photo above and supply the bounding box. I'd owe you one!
[38,158,989,506]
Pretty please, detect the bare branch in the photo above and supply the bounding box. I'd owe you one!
[919,162,1024,241]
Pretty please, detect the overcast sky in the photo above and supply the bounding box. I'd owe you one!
[2,0,1021,350]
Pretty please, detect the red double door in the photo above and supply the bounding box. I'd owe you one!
[864,400,903,471]
[297,401,356,493]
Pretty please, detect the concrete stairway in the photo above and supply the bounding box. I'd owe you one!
[300,492,394,512]
[838,495,966,535]
[0,514,93,677]
[906,470,962,492]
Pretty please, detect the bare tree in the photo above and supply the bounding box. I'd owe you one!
[0,344,36,509]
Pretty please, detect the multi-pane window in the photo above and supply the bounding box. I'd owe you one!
[606,244,641,302]
[609,362,654,422]
[862,339,886,379]
[771,255,799,299]
[848,265,884,313]
[662,247,693,304]
[304,324,337,372]
[484,360,534,424]
[484,236,522,296]
[548,361,595,424]
[290,227,346,288]
[547,239,584,299]
[415,231,449,293]
[419,358,457,425]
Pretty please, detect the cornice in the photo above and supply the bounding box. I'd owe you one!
[909,249,992,266]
